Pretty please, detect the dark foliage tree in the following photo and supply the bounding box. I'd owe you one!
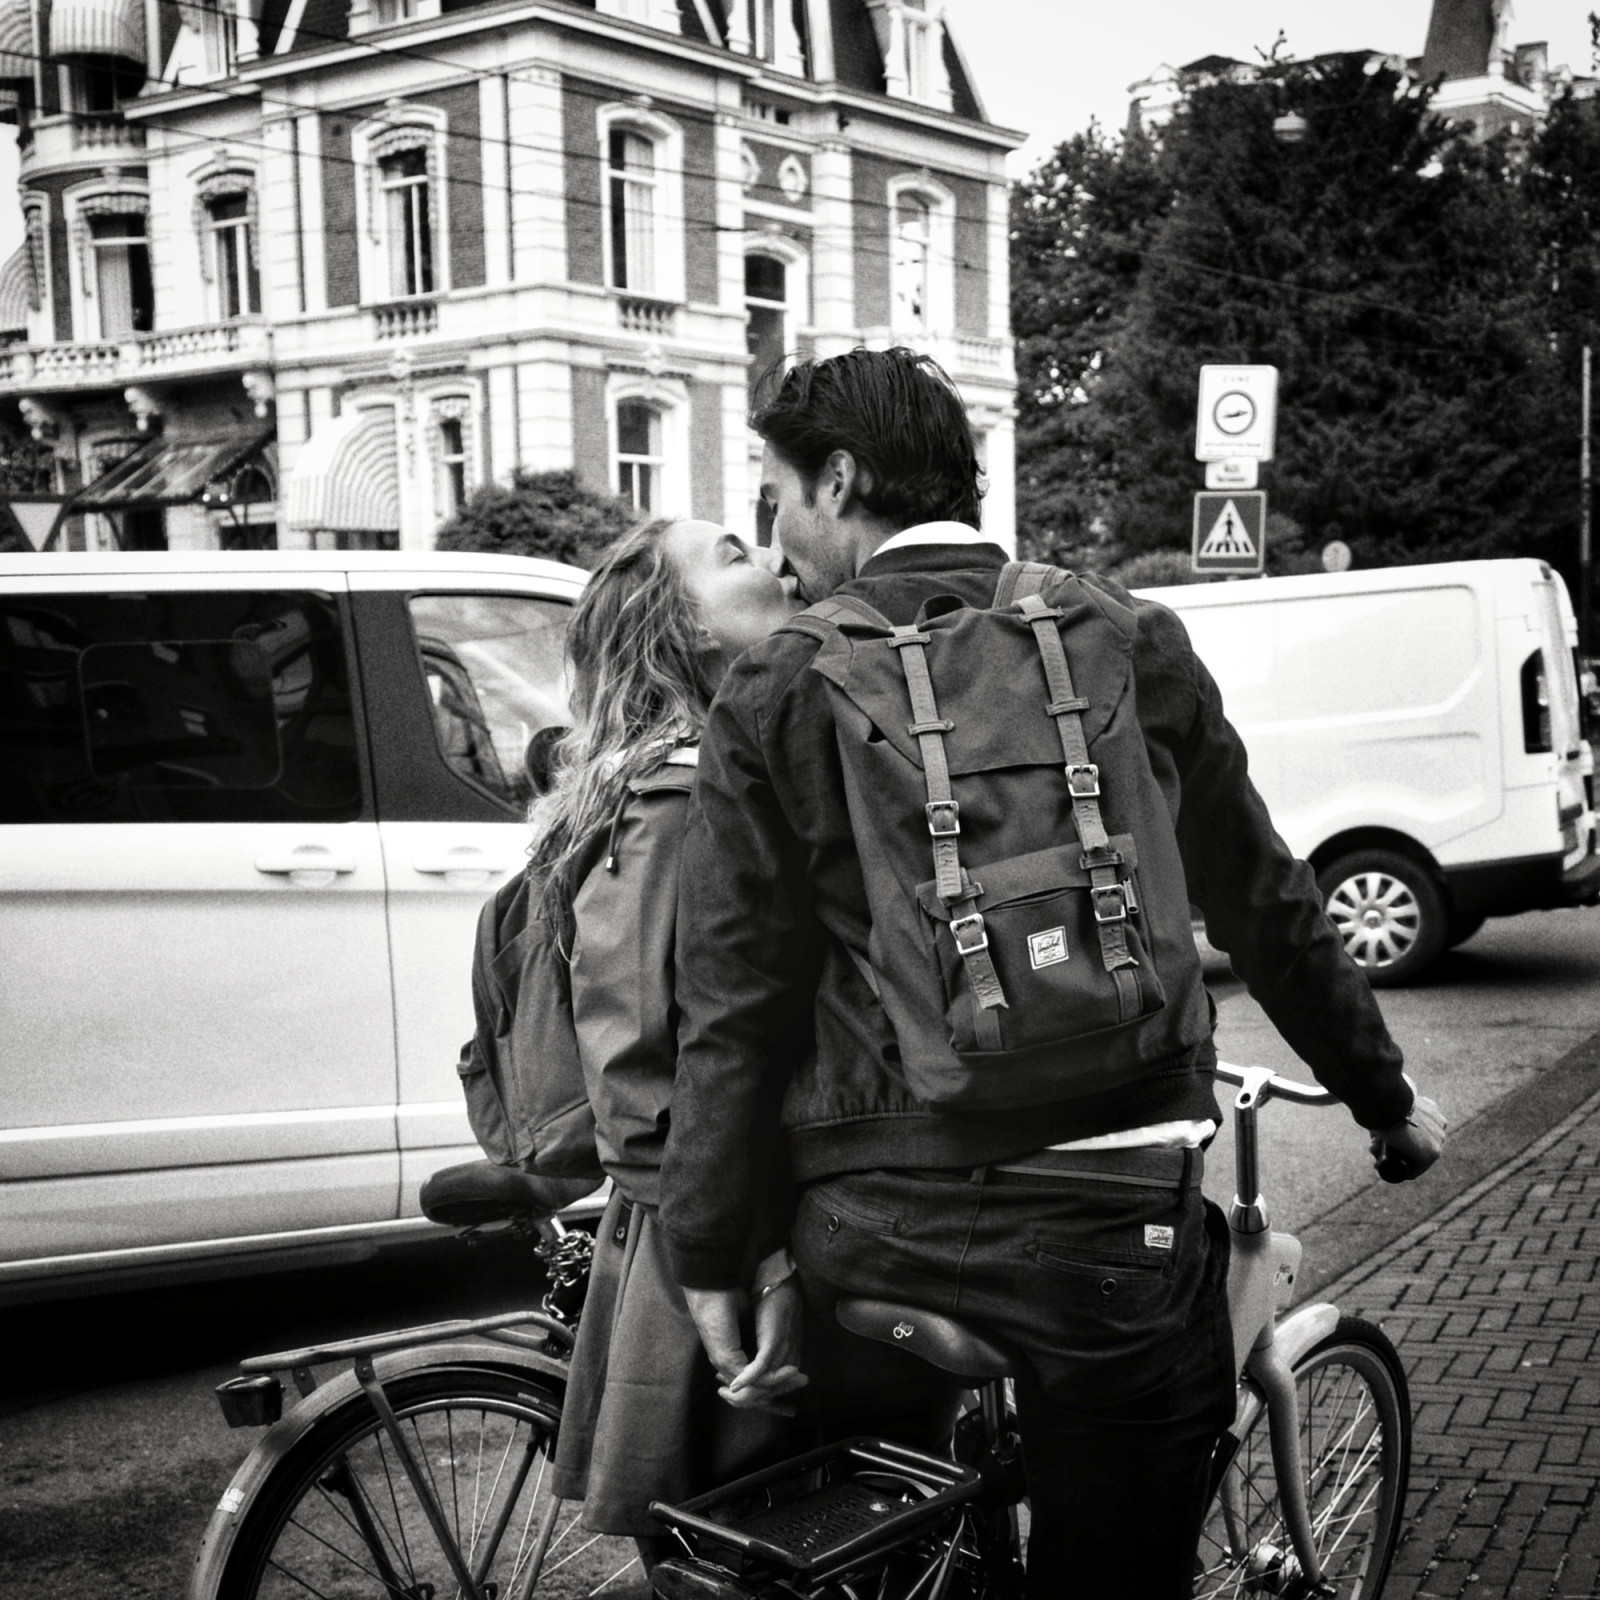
[434,468,637,570]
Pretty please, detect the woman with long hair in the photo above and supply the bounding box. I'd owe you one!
[527,516,806,1559]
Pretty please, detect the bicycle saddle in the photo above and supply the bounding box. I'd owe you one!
[419,1160,600,1228]
[835,1298,1022,1382]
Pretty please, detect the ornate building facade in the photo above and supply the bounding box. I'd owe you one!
[0,0,1020,551]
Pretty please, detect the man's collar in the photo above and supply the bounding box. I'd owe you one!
[856,523,1009,578]
[870,521,993,557]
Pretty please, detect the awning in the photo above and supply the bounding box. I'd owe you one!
[0,245,30,334]
[0,0,32,82]
[49,0,145,66]
[285,407,399,537]
[74,429,273,510]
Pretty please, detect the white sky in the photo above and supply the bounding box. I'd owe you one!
[943,0,1595,174]
[0,4,1589,281]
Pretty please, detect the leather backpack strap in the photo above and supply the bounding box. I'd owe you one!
[781,593,896,649]
[1015,593,1143,1021]
[885,622,1007,1047]
[994,560,1064,611]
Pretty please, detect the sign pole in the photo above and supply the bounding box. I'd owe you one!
[1583,345,1593,661]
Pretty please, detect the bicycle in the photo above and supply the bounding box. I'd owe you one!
[192,1063,1412,1600]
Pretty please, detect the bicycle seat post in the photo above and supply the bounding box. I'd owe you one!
[1229,1066,1276,1235]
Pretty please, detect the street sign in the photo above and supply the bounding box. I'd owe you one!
[1193,492,1266,574]
[1205,457,1259,490]
[1195,366,1279,462]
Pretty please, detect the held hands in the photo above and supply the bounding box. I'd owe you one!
[682,1283,809,1415]
[1369,1093,1447,1183]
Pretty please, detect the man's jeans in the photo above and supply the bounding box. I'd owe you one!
[792,1162,1237,1599]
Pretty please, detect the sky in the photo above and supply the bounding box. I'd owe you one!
[942,0,1596,175]
[0,3,1590,270]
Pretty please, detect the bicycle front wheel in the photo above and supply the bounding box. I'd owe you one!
[212,1364,642,1600]
[1193,1316,1411,1600]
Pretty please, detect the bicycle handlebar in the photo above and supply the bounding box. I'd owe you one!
[1214,1060,1338,1107]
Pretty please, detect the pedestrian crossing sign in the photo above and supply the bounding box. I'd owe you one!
[1192,491,1266,574]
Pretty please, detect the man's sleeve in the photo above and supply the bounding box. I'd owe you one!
[1147,604,1414,1131]
[658,654,818,1290]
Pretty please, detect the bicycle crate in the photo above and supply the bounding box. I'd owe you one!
[649,1437,982,1581]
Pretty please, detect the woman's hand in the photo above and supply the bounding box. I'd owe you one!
[683,1284,809,1415]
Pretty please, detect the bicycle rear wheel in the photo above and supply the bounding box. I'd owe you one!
[212,1364,643,1600]
[1193,1316,1411,1600]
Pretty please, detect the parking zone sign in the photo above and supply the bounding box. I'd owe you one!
[1192,492,1266,575]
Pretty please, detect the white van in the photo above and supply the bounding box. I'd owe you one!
[0,551,595,1302]
[1138,559,1599,984]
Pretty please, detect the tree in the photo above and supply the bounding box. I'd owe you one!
[1014,56,1571,572]
[434,469,637,569]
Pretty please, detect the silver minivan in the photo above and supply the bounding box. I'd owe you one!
[0,551,588,1302]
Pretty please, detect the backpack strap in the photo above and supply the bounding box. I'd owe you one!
[885,622,1008,1048]
[1015,593,1144,1021]
[781,594,894,646]
[993,560,1064,611]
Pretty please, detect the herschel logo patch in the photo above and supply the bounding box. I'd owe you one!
[1028,927,1069,969]
[1144,1225,1175,1251]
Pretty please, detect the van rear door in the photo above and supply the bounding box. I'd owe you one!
[1530,569,1596,870]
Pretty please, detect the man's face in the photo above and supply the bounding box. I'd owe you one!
[760,442,855,604]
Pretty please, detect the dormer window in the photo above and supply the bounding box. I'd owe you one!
[871,1,953,109]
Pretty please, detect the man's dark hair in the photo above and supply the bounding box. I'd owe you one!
[752,347,985,529]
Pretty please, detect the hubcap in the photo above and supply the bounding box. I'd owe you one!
[1325,871,1421,969]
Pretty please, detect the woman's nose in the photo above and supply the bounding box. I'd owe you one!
[750,542,786,575]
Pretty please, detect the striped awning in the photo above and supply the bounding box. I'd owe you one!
[286,408,398,536]
[0,0,32,83]
[49,0,145,66]
[0,244,29,332]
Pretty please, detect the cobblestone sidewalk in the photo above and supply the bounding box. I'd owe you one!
[1328,1083,1600,1599]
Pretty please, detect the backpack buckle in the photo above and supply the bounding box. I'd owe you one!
[926,800,961,838]
[1091,885,1128,924]
[950,912,989,955]
[1066,763,1101,799]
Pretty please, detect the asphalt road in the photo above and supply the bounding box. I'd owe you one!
[2,906,1597,1597]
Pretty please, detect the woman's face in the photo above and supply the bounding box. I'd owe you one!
[662,519,802,660]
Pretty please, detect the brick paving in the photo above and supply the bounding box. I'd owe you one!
[1324,1084,1600,1598]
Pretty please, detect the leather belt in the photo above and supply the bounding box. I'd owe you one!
[988,1146,1203,1191]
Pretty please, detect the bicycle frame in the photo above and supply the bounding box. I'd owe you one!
[1214,1062,1342,1595]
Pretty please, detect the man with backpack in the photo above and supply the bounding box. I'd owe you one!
[658,347,1446,1594]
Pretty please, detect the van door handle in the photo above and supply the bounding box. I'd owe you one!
[413,848,513,879]
[254,846,359,885]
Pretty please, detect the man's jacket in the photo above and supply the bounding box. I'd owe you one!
[659,544,1413,1291]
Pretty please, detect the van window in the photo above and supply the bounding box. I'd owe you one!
[0,592,363,823]
[1521,650,1551,754]
[407,593,570,810]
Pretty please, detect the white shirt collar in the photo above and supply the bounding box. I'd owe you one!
[869,521,994,557]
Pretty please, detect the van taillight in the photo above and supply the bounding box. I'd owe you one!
[1521,652,1552,754]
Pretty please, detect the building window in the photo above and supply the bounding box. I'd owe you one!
[201,0,239,74]
[891,192,932,334]
[607,130,657,294]
[381,148,433,298]
[745,252,788,402]
[615,401,663,512]
[88,212,153,338]
[70,64,138,116]
[439,415,467,515]
[901,0,934,100]
[373,0,420,19]
[203,193,259,318]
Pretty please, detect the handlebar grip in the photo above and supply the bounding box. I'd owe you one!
[1371,1139,1424,1184]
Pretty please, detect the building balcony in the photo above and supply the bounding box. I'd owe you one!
[0,320,271,392]
[20,112,145,175]
[371,299,439,340]
[616,293,678,339]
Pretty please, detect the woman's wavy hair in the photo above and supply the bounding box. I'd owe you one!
[527,517,715,934]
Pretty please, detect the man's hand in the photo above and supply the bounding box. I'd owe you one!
[682,1285,809,1414]
[1369,1094,1447,1183]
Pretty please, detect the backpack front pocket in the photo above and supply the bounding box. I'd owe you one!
[917,837,1166,1059]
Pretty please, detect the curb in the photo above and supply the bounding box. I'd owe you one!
[1295,1023,1600,1301]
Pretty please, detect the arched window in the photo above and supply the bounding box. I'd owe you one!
[382,148,433,297]
[891,192,932,334]
[745,252,788,401]
[353,114,448,304]
[607,130,657,294]
[614,400,664,512]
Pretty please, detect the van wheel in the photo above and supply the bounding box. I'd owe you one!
[1316,851,1447,987]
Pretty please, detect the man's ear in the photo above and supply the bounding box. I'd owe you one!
[818,449,870,518]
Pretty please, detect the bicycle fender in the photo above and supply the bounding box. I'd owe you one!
[1224,1303,1339,1444]
[188,1338,567,1600]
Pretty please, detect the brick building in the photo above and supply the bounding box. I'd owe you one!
[0,0,1020,551]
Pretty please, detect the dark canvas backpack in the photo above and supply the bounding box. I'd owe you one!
[784,560,1209,1110]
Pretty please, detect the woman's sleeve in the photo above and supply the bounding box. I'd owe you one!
[568,786,689,1206]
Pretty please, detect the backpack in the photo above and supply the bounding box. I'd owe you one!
[455,863,606,1178]
[784,560,1209,1111]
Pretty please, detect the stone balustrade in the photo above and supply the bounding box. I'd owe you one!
[372,300,439,340]
[617,294,677,338]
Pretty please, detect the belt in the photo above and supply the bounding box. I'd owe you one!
[988,1146,1203,1191]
